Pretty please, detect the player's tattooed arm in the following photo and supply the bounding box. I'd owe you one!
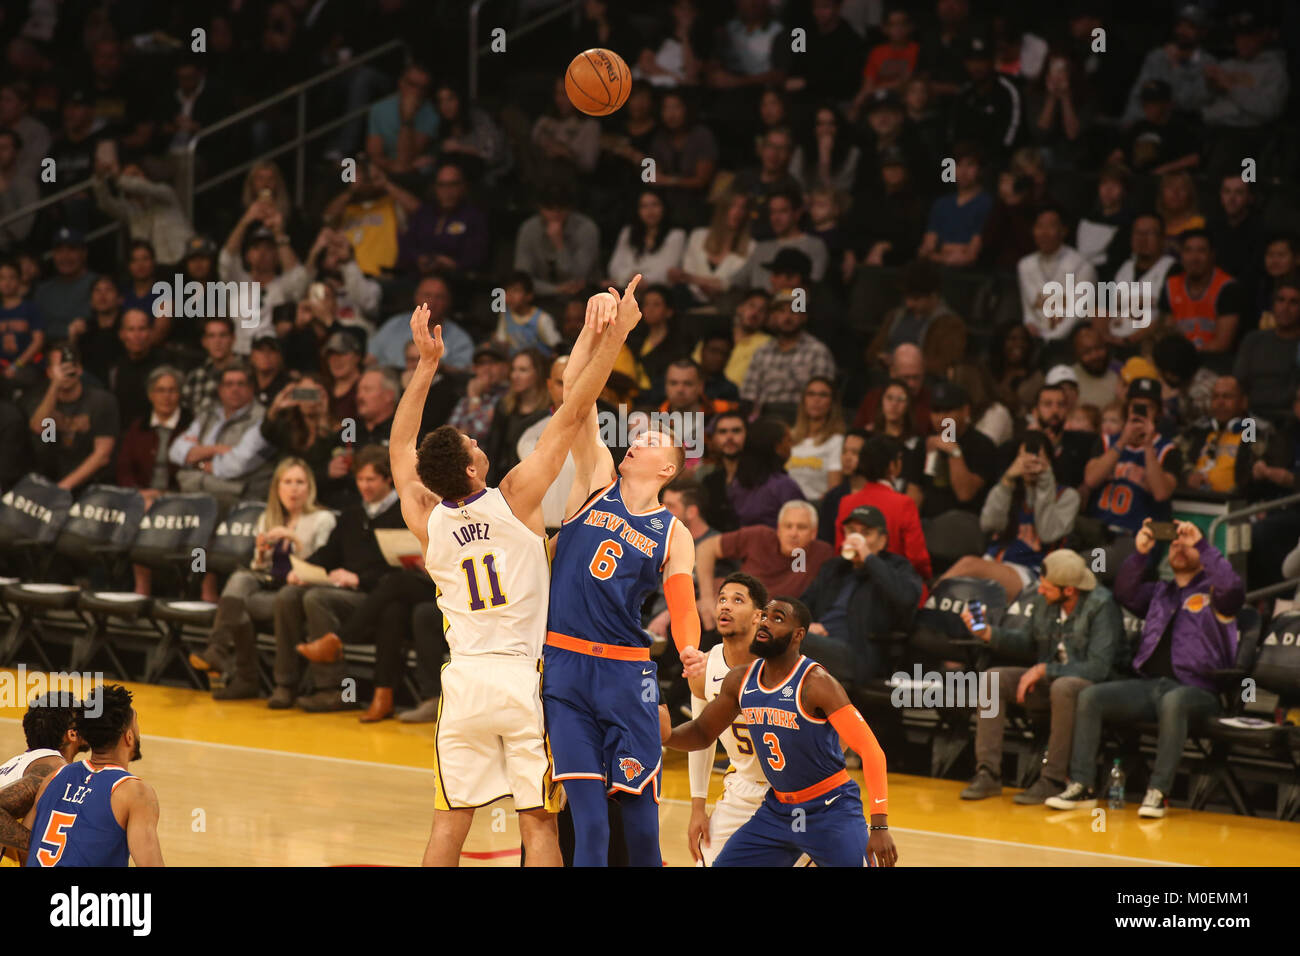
[0,761,56,852]
[665,664,745,750]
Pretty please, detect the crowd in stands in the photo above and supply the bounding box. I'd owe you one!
[0,0,1297,812]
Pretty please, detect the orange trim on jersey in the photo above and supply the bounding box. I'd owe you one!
[85,761,128,773]
[738,659,762,706]
[772,768,850,804]
[545,631,650,661]
[794,661,827,724]
[110,774,139,793]
[756,656,805,694]
[561,480,617,526]
[657,514,678,572]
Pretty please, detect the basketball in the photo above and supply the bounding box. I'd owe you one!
[564,48,631,116]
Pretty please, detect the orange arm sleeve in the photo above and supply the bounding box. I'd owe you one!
[665,573,701,653]
[829,704,888,815]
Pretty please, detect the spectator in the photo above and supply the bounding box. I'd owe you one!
[948,36,1024,162]
[854,7,919,104]
[1044,365,1079,415]
[514,355,577,531]
[320,164,402,280]
[744,187,829,287]
[790,107,860,195]
[698,411,746,532]
[0,257,43,387]
[1083,378,1180,539]
[0,82,50,182]
[0,128,37,249]
[695,329,740,402]
[647,89,719,219]
[919,0,978,99]
[606,190,687,288]
[1121,5,1215,125]
[785,0,865,102]
[718,289,771,388]
[42,90,98,230]
[1100,213,1176,352]
[979,153,1043,271]
[629,285,692,402]
[107,308,164,429]
[1028,382,1098,490]
[1180,375,1271,495]
[867,258,966,379]
[1155,170,1204,248]
[432,83,509,186]
[951,360,1016,447]
[369,275,473,374]
[1030,50,1086,161]
[672,191,755,305]
[1109,80,1199,175]
[706,0,788,93]
[1235,277,1300,423]
[1207,176,1262,307]
[918,144,991,268]
[513,186,601,298]
[351,367,398,447]
[1158,229,1245,369]
[249,334,291,408]
[69,275,123,385]
[855,89,928,196]
[181,317,238,417]
[1075,165,1132,277]
[658,358,737,470]
[732,128,800,239]
[260,374,337,495]
[391,161,489,275]
[494,271,560,357]
[944,431,1080,602]
[1257,235,1298,325]
[321,332,364,423]
[919,380,999,520]
[1150,335,1216,429]
[1070,325,1119,411]
[365,61,437,178]
[786,376,844,501]
[958,549,1123,804]
[990,322,1042,416]
[484,349,549,484]
[854,343,932,437]
[1201,11,1289,131]
[802,505,923,684]
[1018,205,1097,344]
[301,230,381,328]
[739,290,836,420]
[91,160,192,266]
[694,499,832,628]
[281,445,408,715]
[834,434,931,582]
[170,363,273,506]
[194,457,338,700]
[820,428,868,542]
[160,57,228,155]
[119,240,164,337]
[634,0,710,88]
[219,208,307,354]
[447,344,509,443]
[862,377,925,499]
[24,343,118,490]
[33,228,96,342]
[530,76,601,187]
[1048,520,1243,818]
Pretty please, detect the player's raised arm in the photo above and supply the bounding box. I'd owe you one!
[390,303,442,551]
[118,778,165,867]
[800,666,898,867]
[664,664,746,751]
[561,318,619,502]
[662,521,705,677]
[500,276,642,523]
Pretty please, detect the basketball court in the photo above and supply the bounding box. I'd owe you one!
[3,669,1293,867]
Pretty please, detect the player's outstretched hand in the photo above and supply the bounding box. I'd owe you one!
[611,273,642,332]
[687,804,711,864]
[868,829,898,867]
[410,302,443,365]
[584,288,618,333]
[680,645,706,680]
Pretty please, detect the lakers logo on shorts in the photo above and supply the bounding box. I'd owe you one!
[1183,593,1209,613]
[619,757,644,781]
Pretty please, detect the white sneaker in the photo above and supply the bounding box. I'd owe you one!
[1044,781,1097,810]
[1137,788,1166,818]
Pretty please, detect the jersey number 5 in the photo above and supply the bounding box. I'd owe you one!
[35,810,77,866]
[460,554,507,611]
[588,539,623,580]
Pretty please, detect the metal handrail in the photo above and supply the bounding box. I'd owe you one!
[182,39,407,220]
[468,0,580,101]
[1207,491,1300,543]
[1245,578,1300,603]
[0,176,98,230]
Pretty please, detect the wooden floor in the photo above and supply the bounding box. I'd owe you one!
[2,670,1295,867]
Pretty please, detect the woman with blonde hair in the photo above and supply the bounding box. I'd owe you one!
[787,376,845,502]
[1156,170,1204,249]
[672,190,754,304]
[240,160,291,222]
[192,457,337,703]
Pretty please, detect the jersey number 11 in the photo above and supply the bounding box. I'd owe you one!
[460,554,507,611]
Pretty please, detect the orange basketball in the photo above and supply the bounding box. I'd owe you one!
[565,48,631,116]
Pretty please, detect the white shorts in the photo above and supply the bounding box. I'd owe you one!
[701,775,767,867]
[433,655,558,812]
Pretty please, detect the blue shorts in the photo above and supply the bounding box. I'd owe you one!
[542,644,661,796]
[713,782,871,867]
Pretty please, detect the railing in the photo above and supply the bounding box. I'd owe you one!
[181,39,408,222]
[468,0,581,101]
[0,177,125,260]
[1207,491,1300,554]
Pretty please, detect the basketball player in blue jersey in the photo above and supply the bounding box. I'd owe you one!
[665,597,899,867]
[24,685,163,867]
[543,313,707,867]
[391,279,644,867]
[0,693,87,864]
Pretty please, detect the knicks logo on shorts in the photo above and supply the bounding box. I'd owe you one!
[1183,593,1209,613]
[618,757,644,781]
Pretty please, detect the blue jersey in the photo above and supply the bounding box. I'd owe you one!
[26,760,135,867]
[1089,432,1176,533]
[738,656,846,796]
[548,479,678,648]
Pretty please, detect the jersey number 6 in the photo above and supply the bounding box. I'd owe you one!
[588,539,623,580]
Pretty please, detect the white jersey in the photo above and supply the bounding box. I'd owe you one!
[705,643,767,793]
[0,748,60,787]
[424,487,550,659]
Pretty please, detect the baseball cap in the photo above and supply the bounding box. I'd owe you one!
[865,89,903,113]
[1045,364,1078,387]
[1120,356,1159,384]
[762,248,813,278]
[770,288,800,308]
[1042,549,1097,591]
[930,380,970,412]
[1139,79,1173,103]
[246,224,276,246]
[52,226,86,248]
[251,333,282,351]
[1127,377,1162,402]
[845,505,888,534]
[473,342,507,363]
[184,235,217,259]
[322,331,362,355]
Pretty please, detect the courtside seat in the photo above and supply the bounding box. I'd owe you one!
[0,474,73,579]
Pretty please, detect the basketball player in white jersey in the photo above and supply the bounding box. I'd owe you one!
[0,692,86,865]
[391,279,644,867]
[687,573,771,865]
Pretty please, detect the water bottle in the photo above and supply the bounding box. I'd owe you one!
[1107,759,1125,810]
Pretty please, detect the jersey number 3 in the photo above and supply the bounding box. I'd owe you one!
[588,539,623,580]
[460,555,507,611]
[36,810,77,866]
